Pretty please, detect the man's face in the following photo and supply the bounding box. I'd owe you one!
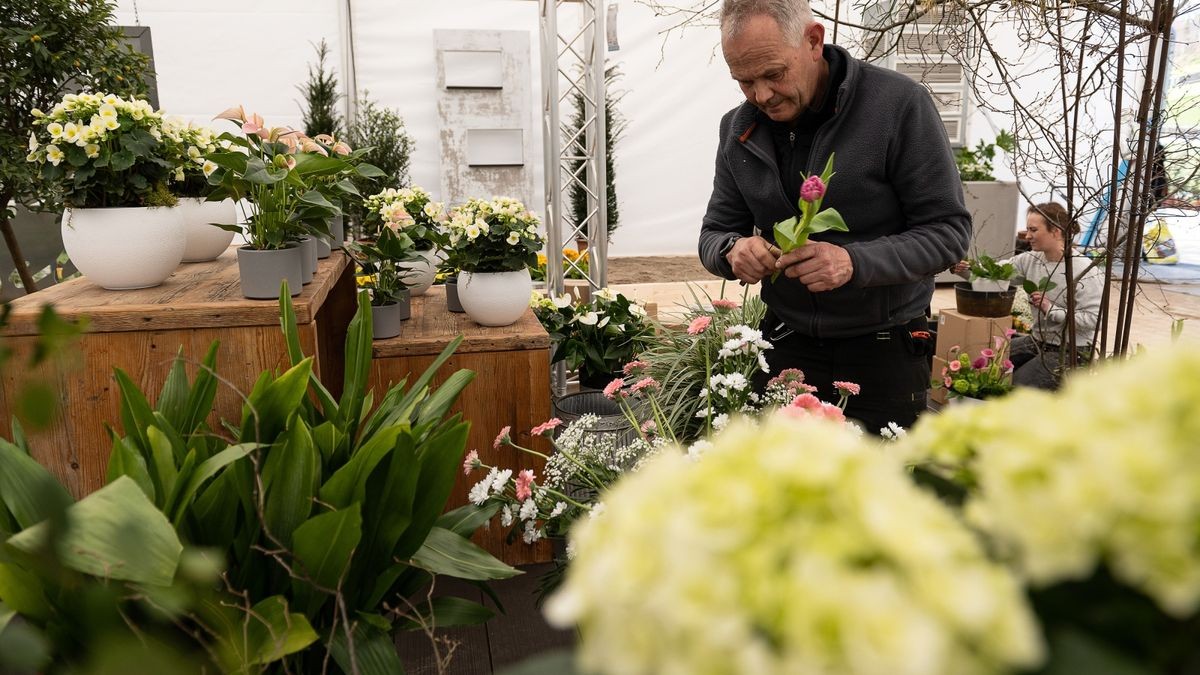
[722,15,825,123]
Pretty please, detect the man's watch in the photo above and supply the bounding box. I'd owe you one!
[719,235,741,262]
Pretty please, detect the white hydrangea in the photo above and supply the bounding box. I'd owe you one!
[547,416,1044,675]
[901,345,1200,618]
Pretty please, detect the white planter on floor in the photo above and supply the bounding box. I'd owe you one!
[178,198,237,262]
[401,248,441,296]
[62,206,186,290]
[458,268,532,327]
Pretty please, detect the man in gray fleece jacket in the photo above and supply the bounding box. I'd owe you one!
[699,0,971,431]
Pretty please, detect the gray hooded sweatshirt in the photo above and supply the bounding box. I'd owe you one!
[699,45,972,338]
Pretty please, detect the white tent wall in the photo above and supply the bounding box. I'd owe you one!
[110,0,1146,257]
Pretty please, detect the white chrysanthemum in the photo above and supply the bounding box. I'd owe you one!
[902,345,1200,618]
[548,416,1044,675]
[519,499,538,522]
[500,504,515,527]
[468,479,492,506]
[491,468,513,494]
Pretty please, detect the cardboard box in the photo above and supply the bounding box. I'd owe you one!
[935,309,1012,362]
[929,356,950,405]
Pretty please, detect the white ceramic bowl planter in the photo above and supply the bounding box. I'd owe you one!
[457,269,532,327]
[62,206,186,290]
[401,248,441,296]
[971,278,1011,293]
[178,198,238,262]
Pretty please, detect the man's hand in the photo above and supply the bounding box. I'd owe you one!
[776,241,854,292]
[727,236,781,284]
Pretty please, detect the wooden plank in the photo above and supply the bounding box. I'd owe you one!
[1,248,350,335]
[369,347,554,565]
[372,287,549,358]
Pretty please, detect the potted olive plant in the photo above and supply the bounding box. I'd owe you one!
[26,92,184,290]
[347,226,420,339]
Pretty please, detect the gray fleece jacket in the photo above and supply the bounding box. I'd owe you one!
[699,45,971,338]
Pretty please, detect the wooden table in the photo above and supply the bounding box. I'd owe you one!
[0,248,356,498]
[370,286,553,565]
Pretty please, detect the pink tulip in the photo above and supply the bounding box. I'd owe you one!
[800,175,826,202]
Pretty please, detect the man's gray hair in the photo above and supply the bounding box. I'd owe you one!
[720,0,814,46]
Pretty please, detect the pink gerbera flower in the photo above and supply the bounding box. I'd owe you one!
[462,449,480,476]
[832,381,861,396]
[687,316,712,335]
[603,378,627,400]
[790,393,823,410]
[630,377,660,394]
[640,419,657,435]
[622,360,650,376]
[711,299,740,310]
[515,469,535,501]
[493,425,511,449]
[531,418,563,437]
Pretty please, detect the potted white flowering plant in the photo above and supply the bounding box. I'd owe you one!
[444,196,544,326]
[161,118,237,262]
[531,287,655,389]
[363,186,447,295]
[26,91,186,290]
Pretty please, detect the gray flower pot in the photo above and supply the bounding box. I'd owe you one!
[236,245,303,299]
[299,237,316,284]
[330,213,344,250]
[315,235,332,259]
[372,302,403,339]
[445,276,465,313]
[397,288,412,320]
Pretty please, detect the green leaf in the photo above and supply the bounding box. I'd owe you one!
[154,350,191,433]
[338,291,374,434]
[0,438,72,530]
[146,426,179,502]
[329,621,405,675]
[279,287,337,418]
[114,367,155,453]
[167,443,256,526]
[773,216,799,253]
[393,421,470,559]
[355,162,387,179]
[7,477,182,586]
[110,149,135,171]
[180,342,221,437]
[239,358,314,443]
[415,370,476,428]
[244,596,319,665]
[14,383,55,430]
[436,503,501,538]
[805,208,849,235]
[409,527,521,581]
[106,436,155,501]
[319,427,403,509]
[357,433,420,590]
[292,505,362,616]
[1023,279,1038,294]
[0,564,51,621]
[262,421,317,547]
[397,596,494,630]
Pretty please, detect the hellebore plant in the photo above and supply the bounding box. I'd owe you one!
[771,153,849,281]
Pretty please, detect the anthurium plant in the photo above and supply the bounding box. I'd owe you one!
[347,226,421,306]
[771,153,848,281]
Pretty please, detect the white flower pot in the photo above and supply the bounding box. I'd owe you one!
[62,206,186,290]
[458,269,533,327]
[178,198,237,262]
[401,248,441,296]
[971,278,1010,293]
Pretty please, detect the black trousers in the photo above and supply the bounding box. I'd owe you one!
[755,315,932,435]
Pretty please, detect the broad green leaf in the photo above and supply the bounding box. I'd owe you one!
[239,358,313,443]
[147,426,179,501]
[338,291,374,434]
[355,434,419,595]
[393,422,470,559]
[191,470,240,547]
[278,287,337,418]
[329,621,405,675]
[773,216,799,252]
[155,349,190,431]
[262,421,317,547]
[363,563,411,609]
[397,596,494,630]
[386,336,465,433]
[311,421,344,463]
[1023,279,1038,294]
[414,370,477,429]
[167,443,256,526]
[0,563,50,621]
[244,596,319,666]
[292,505,362,617]
[409,527,521,581]
[0,438,72,530]
[319,427,403,509]
[14,383,55,430]
[180,342,221,437]
[436,503,501,539]
[355,162,387,179]
[113,367,155,453]
[7,477,182,586]
[806,207,849,235]
[106,436,155,502]
[0,601,12,633]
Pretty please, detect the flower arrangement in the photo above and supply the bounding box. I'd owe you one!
[531,287,655,384]
[363,186,446,251]
[205,106,349,250]
[771,153,848,281]
[546,414,1044,675]
[26,92,177,208]
[935,332,1015,400]
[444,196,543,273]
[161,117,224,199]
[902,344,1200,669]
[346,225,419,305]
